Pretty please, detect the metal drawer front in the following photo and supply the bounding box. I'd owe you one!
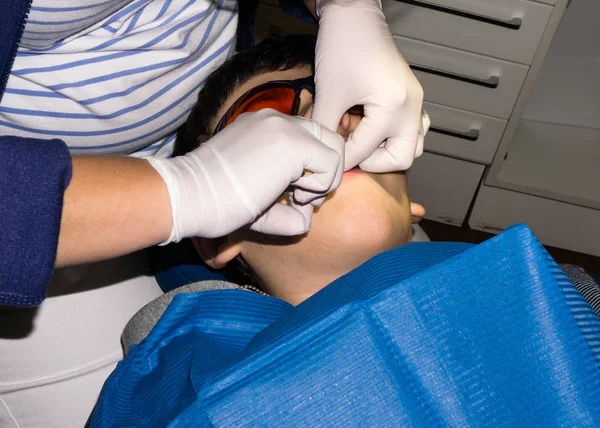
[396,36,529,119]
[383,0,553,64]
[424,102,508,165]
[408,152,484,226]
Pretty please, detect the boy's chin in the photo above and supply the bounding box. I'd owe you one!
[320,214,410,266]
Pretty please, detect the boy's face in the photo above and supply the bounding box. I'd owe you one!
[195,66,419,305]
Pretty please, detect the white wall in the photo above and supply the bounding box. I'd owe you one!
[521,0,600,129]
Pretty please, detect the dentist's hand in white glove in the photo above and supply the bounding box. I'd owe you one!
[311,0,430,173]
[148,109,344,244]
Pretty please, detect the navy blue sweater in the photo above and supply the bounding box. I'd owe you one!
[0,0,72,306]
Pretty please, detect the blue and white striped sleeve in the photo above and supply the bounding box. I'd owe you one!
[0,0,238,157]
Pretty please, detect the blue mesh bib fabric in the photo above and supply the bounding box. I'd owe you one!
[90,225,600,426]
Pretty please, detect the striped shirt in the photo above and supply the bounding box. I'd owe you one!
[0,0,238,157]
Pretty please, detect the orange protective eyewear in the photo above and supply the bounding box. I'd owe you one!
[212,75,363,136]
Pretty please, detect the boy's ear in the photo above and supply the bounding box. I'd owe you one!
[192,237,241,269]
[410,202,426,224]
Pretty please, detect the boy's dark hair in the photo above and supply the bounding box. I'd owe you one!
[173,34,316,156]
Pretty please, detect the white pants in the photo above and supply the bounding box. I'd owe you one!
[0,251,163,428]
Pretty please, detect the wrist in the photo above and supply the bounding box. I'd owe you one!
[146,157,179,245]
[147,147,237,243]
[316,0,382,17]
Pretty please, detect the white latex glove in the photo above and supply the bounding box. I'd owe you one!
[312,0,430,173]
[148,109,344,243]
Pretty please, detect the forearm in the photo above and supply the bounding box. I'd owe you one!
[308,0,382,16]
[56,156,172,267]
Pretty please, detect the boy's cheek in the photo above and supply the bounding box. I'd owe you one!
[368,172,408,204]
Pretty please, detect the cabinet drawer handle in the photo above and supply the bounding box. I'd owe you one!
[409,63,500,89]
[430,125,480,141]
[394,0,522,30]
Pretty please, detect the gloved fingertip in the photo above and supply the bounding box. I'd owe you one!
[310,195,326,208]
[416,134,425,158]
[343,159,359,172]
[310,100,345,132]
[251,219,309,236]
[276,212,310,236]
[422,113,431,135]
[358,145,416,173]
[251,203,312,236]
[293,187,326,204]
[342,140,360,171]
